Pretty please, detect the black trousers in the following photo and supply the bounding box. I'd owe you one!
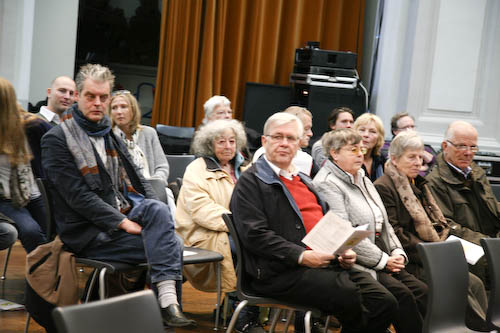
[377,269,427,333]
[252,264,398,333]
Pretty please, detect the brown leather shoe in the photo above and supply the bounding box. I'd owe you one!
[161,304,197,327]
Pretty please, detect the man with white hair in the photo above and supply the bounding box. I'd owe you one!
[252,106,318,176]
[231,112,397,333]
[202,95,261,154]
[426,120,500,284]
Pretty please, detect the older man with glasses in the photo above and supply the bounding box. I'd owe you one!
[426,120,500,286]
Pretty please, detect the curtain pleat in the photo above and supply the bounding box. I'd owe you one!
[152,0,365,128]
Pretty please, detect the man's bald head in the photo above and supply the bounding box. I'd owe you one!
[47,76,77,115]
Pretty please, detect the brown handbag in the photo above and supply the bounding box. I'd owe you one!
[26,236,79,306]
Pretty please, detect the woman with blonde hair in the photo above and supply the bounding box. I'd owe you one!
[354,113,386,181]
[0,77,46,253]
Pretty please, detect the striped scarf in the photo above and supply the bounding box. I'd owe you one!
[60,106,139,213]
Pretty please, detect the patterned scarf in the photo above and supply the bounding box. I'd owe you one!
[384,160,449,242]
[60,106,138,213]
[10,163,31,208]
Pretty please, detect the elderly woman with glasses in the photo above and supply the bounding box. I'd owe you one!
[312,128,427,333]
[374,130,489,330]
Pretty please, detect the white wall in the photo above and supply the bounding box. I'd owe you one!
[372,0,500,153]
[29,0,79,105]
[0,0,78,108]
[0,0,35,107]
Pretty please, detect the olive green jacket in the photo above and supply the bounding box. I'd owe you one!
[426,152,500,245]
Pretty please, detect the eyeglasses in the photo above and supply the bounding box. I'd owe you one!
[112,90,132,97]
[343,146,367,155]
[266,134,300,143]
[446,140,479,153]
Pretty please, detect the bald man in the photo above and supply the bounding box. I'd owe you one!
[37,76,77,126]
[426,121,500,285]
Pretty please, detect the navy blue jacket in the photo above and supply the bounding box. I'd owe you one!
[41,124,157,253]
[230,157,328,281]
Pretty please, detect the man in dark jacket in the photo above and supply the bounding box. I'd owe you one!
[230,112,397,333]
[41,64,194,328]
[426,120,500,285]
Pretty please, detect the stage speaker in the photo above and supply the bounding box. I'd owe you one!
[291,83,367,141]
[242,82,292,134]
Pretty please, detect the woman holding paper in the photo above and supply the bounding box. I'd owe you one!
[312,128,426,333]
[374,130,488,330]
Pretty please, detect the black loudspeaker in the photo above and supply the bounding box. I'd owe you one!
[242,82,292,134]
[291,83,367,141]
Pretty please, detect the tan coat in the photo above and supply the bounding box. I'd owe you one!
[176,157,245,292]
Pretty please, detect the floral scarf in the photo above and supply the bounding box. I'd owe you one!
[384,160,449,242]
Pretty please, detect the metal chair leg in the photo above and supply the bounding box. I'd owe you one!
[226,300,248,333]
[269,308,283,332]
[283,309,294,333]
[83,268,99,303]
[323,316,331,333]
[1,246,12,280]
[214,262,222,330]
[24,313,30,333]
[98,267,107,300]
[304,310,312,333]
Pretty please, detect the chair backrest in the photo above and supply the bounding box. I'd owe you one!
[417,240,470,333]
[491,183,500,202]
[36,178,57,241]
[146,178,168,204]
[222,213,251,300]
[166,154,196,183]
[156,124,195,155]
[480,238,500,329]
[52,290,164,333]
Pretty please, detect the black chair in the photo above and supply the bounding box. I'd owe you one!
[156,124,195,155]
[222,213,329,333]
[417,240,481,333]
[52,290,164,333]
[165,154,196,184]
[480,238,500,330]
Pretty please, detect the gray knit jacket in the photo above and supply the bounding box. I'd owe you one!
[312,159,406,277]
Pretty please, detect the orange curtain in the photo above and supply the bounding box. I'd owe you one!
[152,0,365,127]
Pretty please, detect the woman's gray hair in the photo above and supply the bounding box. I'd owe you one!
[322,128,362,159]
[191,119,247,157]
[263,112,303,137]
[389,131,424,159]
[202,95,231,124]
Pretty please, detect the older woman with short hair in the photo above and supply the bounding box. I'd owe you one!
[374,131,489,330]
[312,128,427,333]
[354,113,386,181]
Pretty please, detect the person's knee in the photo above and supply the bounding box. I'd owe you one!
[0,223,17,250]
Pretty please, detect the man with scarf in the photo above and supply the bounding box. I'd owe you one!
[41,64,195,328]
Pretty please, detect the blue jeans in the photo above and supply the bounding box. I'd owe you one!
[0,196,47,253]
[80,199,183,284]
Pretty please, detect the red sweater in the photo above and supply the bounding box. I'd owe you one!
[280,175,323,234]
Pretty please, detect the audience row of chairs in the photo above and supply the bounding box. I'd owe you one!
[418,239,500,333]
[47,214,500,333]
